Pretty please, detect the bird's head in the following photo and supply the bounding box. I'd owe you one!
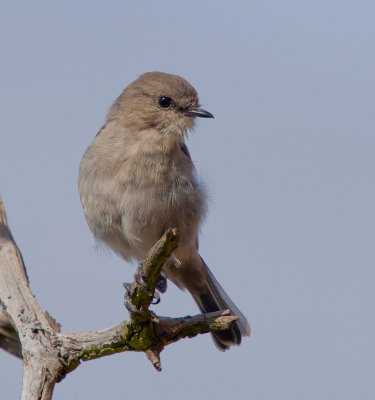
[107,72,213,135]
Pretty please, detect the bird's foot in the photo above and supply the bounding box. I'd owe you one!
[122,282,142,314]
[155,273,168,293]
[136,264,167,300]
[151,291,160,305]
[134,268,153,297]
[123,265,167,312]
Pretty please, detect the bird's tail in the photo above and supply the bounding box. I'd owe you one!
[193,258,250,351]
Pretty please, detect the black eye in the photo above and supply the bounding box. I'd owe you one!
[159,96,171,108]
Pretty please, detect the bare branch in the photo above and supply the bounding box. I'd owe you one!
[0,195,239,398]
[0,195,63,399]
[145,347,162,372]
[154,310,239,344]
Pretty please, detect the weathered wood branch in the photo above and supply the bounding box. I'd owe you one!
[0,197,63,399]
[0,195,238,399]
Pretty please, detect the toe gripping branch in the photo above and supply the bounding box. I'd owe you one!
[123,228,178,322]
[122,228,178,371]
[121,229,239,372]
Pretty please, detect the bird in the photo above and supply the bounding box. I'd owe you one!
[78,72,250,350]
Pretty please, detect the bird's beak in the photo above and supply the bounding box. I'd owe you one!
[184,107,214,118]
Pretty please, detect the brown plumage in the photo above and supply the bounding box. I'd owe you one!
[79,72,250,350]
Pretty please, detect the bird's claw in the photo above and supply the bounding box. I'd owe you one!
[124,296,142,314]
[123,265,167,311]
[134,269,153,297]
[123,282,141,314]
[151,291,161,305]
[156,273,168,293]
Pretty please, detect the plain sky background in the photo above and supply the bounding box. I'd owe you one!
[1,1,374,399]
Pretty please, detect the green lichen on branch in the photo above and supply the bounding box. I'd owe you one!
[127,228,178,321]
[60,321,155,371]
[154,311,239,346]
[60,310,239,374]
[56,229,239,373]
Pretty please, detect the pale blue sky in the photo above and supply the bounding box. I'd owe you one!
[1,1,374,399]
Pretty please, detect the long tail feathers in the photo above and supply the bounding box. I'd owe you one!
[194,259,251,351]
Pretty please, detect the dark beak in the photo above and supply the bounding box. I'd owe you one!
[184,107,214,118]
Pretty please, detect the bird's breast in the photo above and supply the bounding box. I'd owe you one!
[79,127,206,260]
[119,149,206,231]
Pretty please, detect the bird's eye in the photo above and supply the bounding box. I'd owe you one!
[158,96,171,108]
